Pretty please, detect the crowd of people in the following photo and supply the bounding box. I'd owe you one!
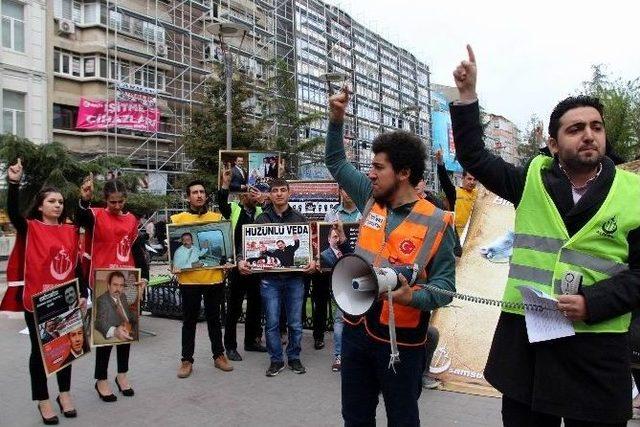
[2,44,640,427]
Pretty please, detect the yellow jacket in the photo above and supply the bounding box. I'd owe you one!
[170,211,224,285]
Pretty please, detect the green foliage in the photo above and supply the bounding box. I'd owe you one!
[183,63,265,187]
[581,65,640,161]
[262,59,324,177]
[0,134,170,219]
[517,115,544,166]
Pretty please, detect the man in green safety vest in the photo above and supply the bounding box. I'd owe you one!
[451,45,640,426]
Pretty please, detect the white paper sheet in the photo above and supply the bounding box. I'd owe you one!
[518,286,575,343]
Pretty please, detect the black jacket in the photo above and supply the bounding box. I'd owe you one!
[451,101,640,422]
[217,188,261,257]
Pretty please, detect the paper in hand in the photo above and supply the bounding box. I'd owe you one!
[517,286,575,343]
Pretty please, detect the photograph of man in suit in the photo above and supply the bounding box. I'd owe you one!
[62,326,86,365]
[320,224,353,269]
[266,157,279,179]
[230,156,248,192]
[95,271,137,342]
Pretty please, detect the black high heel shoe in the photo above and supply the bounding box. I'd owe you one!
[55,396,77,418]
[37,404,59,425]
[115,377,135,397]
[94,381,117,402]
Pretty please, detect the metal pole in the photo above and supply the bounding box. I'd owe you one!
[225,49,233,150]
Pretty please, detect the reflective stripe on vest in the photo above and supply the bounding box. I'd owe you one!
[503,155,640,333]
[354,197,452,345]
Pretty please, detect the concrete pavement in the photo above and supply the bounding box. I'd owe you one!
[0,312,503,427]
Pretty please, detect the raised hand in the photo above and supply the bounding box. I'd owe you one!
[7,158,23,183]
[221,162,232,189]
[329,86,350,124]
[80,172,94,201]
[435,149,444,166]
[452,44,478,102]
[278,158,286,178]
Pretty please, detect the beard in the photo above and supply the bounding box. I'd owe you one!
[561,149,604,173]
[372,180,400,203]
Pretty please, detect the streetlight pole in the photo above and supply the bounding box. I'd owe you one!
[205,22,249,151]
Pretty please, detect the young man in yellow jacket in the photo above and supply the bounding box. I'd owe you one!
[172,180,233,378]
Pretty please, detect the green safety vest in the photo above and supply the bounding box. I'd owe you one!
[503,155,640,333]
[229,202,262,232]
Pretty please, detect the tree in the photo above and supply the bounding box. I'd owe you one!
[517,115,544,166]
[183,63,265,189]
[581,65,640,161]
[0,134,171,218]
[262,59,324,178]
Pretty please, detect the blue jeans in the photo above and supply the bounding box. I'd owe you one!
[341,323,426,427]
[260,276,304,363]
[333,307,344,357]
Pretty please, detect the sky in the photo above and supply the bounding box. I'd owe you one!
[324,0,639,132]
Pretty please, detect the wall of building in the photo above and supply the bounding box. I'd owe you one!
[1,0,48,143]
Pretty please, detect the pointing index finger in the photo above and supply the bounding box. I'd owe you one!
[466,44,476,64]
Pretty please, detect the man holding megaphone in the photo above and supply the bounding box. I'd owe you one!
[326,87,457,426]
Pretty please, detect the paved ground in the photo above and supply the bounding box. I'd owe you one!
[0,312,503,427]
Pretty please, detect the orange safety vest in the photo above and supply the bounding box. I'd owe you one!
[345,197,452,346]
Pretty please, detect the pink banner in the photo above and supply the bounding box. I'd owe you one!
[76,98,159,132]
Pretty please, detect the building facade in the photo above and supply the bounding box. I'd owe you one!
[485,113,521,166]
[1,0,48,144]
[294,0,435,187]
[3,0,437,191]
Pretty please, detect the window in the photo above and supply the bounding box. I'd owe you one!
[2,89,25,136]
[53,104,78,130]
[2,0,25,52]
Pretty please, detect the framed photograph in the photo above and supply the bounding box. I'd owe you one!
[218,150,282,193]
[167,221,234,273]
[242,223,312,272]
[316,222,360,271]
[32,279,90,376]
[288,181,340,221]
[219,150,250,193]
[91,268,141,347]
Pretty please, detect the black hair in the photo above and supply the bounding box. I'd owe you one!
[276,239,285,245]
[185,179,207,196]
[106,270,126,285]
[371,131,426,186]
[269,178,289,190]
[462,170,469,177]
[181,232,193,240]
[548,96,604,140]
[27,186,67,223]
[103,179,127,199]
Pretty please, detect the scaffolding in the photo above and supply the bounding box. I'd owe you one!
[100,0,296,193]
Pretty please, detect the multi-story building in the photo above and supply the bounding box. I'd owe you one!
[485,113,521,165]
[47,0,291,193]
[1,0,48,143]
[3,0,437,191]
[293,0,435,188]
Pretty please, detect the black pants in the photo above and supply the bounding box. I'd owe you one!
[341,323,425,427]
[24,311,71,401]
[502,395,627,427]
[311,272,331,341]
[181,285,224,362]
[424,325,439,374]
[224,269,262,350]
[94,344,130,380]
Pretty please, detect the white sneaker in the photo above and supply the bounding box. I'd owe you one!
[422,376,441,389]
